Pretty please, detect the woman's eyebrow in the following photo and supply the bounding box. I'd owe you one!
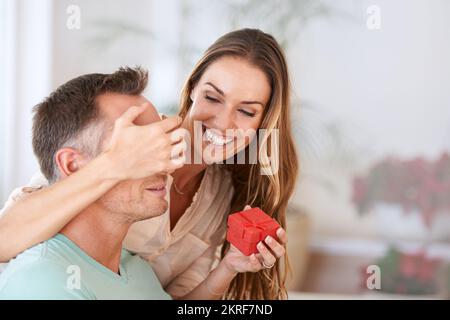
[241,100,263,107]
[205,82,263,107]
[205,82,224,95]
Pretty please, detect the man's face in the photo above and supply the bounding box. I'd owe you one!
[94,93,168,222]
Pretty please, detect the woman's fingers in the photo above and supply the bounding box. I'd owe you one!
[276,227,288,244]
[264,236,285,258]
[257,241,276,267]
[116,103,148,127]
[168,130,187,169]
[225,227,288,274]
[248,254,262,272]
[243,205,252,211]
[169,152,186,168]
[156,115,182,133]
[170,139,187,159]
[170,127,187,144]
[106,108,186,180]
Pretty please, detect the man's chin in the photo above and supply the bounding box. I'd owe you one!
[146,198,168,217]
[159,200,169,215]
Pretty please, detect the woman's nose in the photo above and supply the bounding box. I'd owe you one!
[212,108,235,133]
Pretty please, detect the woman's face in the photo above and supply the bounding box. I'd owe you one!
[186,56,271,164]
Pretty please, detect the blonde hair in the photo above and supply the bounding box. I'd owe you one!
[179,28,299,299]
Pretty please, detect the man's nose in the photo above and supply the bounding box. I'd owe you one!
[149,173,167,183]
[158,173,168,183]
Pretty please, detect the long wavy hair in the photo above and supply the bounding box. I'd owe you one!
[178,28,299,299]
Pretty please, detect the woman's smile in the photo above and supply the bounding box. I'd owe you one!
[202,124,234,147]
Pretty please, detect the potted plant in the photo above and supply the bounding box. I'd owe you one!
[360,246,444,297]
[352,153,450,242]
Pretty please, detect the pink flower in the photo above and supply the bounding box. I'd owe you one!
[352,152,450,228]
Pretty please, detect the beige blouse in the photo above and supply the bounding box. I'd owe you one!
[0,164,235,298]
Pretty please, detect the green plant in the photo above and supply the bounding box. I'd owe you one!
[363,246,443,295]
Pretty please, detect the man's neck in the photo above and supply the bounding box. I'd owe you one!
[60,204,131,274]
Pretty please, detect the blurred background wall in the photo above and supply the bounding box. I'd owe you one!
[1,0,449,298]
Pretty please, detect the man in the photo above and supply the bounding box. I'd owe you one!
[0,67,180,299]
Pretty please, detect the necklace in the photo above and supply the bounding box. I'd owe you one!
[172,179,185,195]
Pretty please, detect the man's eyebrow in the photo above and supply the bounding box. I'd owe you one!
[205,82,224,96]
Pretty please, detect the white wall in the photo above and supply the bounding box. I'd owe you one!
[294,0,450,161]
[0,0,53,203]
[0,0,14,202]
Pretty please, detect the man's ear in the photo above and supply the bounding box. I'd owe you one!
[54,148,88,178]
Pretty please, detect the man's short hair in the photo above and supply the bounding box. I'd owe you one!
[32,66,148,183]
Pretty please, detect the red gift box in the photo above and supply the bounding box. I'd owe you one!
[226,207,280,256]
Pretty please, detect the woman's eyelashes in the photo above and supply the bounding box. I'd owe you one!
[205,95,220,103]
[204,95,256,118]
[238,109,256,117]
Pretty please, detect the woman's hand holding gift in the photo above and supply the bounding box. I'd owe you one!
[222,205,287,273]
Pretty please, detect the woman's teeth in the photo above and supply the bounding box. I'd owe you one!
[205,129,233,146]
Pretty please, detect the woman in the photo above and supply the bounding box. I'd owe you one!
[0,28,298,299]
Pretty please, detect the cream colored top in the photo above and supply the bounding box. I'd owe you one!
[0,164,234,298]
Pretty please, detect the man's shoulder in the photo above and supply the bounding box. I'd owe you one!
[7,235,77,267]
[0,256,92,299]
[0,239,93,299]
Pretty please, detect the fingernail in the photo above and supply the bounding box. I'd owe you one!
[257,242,263,249]
[265,236,272,244]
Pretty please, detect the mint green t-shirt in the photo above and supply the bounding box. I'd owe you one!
[0,234,171,300]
